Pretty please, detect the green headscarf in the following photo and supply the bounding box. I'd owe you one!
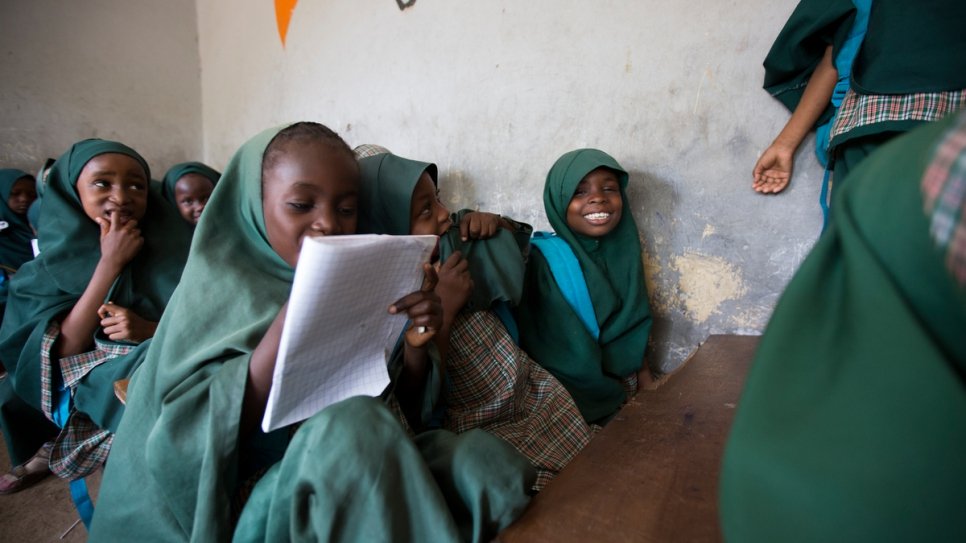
[721,113,966,541]
[358,153,529,311]
[518,149,652,424]
[0,140,191,418]
[161,161,221,206]
[91,125,300,541]
[0,169,37,272]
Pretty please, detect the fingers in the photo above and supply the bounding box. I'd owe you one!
[441,251,463,271]
[459,216,471,241]
[95,217,109,238]
[421,262,438,293]
[97,303,114,320]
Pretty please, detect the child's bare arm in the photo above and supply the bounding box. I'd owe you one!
[389,264,443,429]
[56,213,143,358]
[753,45,837,194]
[240,303,288,436]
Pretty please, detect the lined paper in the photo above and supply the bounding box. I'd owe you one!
[261,234,437,432]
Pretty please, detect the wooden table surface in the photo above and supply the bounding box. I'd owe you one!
[498,334,759,543]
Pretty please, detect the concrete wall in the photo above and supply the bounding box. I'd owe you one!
[0,0,203,177]
[196,0,822,372]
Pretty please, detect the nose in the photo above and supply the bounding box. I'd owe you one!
[310,208,341,236]
[587,189,605,203]
[110,185,130,205]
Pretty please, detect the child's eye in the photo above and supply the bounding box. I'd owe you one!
[287,201,312,211]
[93,180,109,189]
[338,206,357,217]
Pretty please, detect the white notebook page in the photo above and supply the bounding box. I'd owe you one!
[261,234,437,432]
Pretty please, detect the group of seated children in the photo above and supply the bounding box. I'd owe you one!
[0,121,653,542]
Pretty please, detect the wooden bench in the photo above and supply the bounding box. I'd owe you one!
[498,334,758,543]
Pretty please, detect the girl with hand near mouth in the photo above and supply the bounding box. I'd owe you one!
[0,139,191,482]
[518,149,653,425]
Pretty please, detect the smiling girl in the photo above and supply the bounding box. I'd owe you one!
[518,149,653,425]
[0,139,191,481]
[161,161,221,226]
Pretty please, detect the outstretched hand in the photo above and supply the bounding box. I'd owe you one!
[97,302,157,343]
[752,143,795,194]
[389,263,443,348]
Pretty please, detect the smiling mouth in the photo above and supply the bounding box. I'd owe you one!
[106,209,133,221]
[583,212,612,225]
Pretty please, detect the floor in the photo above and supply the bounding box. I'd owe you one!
[0,436,101,542]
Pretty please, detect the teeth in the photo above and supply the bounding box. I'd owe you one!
[584,212,610,220]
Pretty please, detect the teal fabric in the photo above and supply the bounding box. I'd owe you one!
[0,377,57,465]
[529,233,598,339]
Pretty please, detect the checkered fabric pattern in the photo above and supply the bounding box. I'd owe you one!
[39,322,134,480]
[922,113,966,285]
[444,310,593,492]
[831,88,966,142]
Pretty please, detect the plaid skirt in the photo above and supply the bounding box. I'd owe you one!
[444,310,593,491]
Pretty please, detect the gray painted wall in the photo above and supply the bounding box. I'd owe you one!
[197,0,822,371]
[0,0,203,176]
[2,0,822,372]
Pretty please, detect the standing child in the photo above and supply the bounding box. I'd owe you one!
[0,140,191,486]
[358,150,592,491]
[518,149,653,425]
[91,123,534,543]
[161,161,221,226]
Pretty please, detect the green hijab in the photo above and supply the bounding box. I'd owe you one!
[518,149,652,423]
[0,140,191,413]
[0,169,36,272]
[721,114,966,541]
[358,153,528,311]
[91,125,300,541]
[161,161,221,206]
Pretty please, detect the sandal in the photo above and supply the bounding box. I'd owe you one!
[0,442,52,495]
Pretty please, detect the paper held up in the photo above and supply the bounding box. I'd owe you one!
[261,234,438,432]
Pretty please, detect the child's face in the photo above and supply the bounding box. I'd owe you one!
[263,141,359,268]
[75,153,149,225]
[174,174,215,225]
[8,177,37,215]
[409,173,452,236]
[565,167,623,238]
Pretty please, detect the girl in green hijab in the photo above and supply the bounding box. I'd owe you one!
[0,139,192,482]
[162,161,221,226]
[518,149,653,425]
[358,151,592,492]
[0,169,38,315]
[720,110,966,542]
[91,123,534,543]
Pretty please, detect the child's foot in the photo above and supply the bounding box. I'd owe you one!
[0,442,52,495]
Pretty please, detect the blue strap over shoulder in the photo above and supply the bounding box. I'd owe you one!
[531,232,600,340]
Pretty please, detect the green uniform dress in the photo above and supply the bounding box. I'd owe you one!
[517,149,652,425]
[90,125,534,543]
[720,113,966,542]
[0,141,191,477]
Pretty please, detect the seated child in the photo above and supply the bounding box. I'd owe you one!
[358,150,592,491]
[518,149,653,425]
[0,168,54,495]
[0,169,38,316]
[91,123,534,543]
[161,161,221,226]
[0,140,192,483]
